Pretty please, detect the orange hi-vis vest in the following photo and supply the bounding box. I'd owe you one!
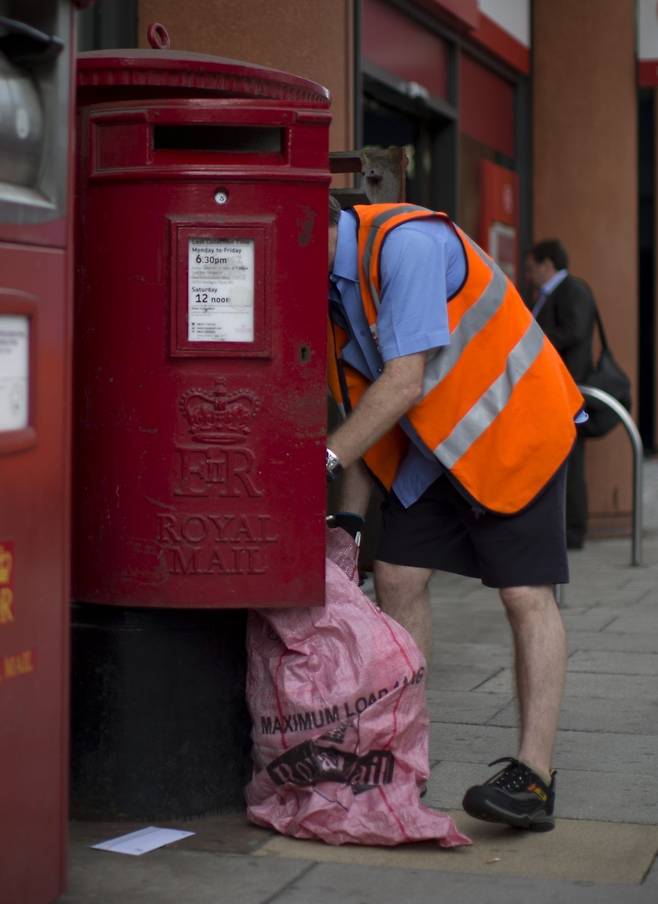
[328,204,585,514]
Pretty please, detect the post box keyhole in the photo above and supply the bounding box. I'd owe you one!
[298,345,311,364]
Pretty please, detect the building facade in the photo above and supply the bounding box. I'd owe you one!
[80,0,655,535]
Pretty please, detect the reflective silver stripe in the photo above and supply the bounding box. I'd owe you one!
[361,205,428,309]
[462,232,497,269]
[434,320,546,469]
[421,254,507,398]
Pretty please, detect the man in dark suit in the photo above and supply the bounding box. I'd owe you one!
[525,239,596,549]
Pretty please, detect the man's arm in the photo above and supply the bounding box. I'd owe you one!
[327,351,426,469]
[336,459,374,518]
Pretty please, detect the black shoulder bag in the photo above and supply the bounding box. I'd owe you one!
[581,308,632,438]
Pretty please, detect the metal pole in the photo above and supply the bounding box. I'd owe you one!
[578,385,644,566]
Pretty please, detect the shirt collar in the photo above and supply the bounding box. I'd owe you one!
[330,209,359,283]
[541,269,568,295]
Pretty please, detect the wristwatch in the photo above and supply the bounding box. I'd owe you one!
[326,448,343,481]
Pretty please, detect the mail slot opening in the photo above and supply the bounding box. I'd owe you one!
[153,125,283,154]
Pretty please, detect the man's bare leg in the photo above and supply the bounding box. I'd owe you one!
[374,560,433,663]
[499,584,567,778]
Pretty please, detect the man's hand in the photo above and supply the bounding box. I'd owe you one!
[328,351,425,469]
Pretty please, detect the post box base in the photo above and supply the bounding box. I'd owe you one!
[70,603,252,820]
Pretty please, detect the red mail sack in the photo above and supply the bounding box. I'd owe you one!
[245,528,470,848]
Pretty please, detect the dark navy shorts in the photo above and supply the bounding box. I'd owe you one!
[376,464,569,588]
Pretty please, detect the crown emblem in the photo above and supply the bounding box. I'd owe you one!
[0,545,13,585]
[180,379,261,445]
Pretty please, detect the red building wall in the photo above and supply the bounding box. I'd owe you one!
[533,0,637,533]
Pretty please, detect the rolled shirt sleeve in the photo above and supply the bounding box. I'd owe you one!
[376,224,452,361]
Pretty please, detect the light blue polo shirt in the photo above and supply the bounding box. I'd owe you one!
[329,209,466,507]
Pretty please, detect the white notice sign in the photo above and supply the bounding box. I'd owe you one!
[188,239,255,342]
[0,315,29,431]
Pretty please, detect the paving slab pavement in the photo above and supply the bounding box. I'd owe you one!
[59,846,312,904]
[478,668,658,698]
[58,458,658,903]
[256,815,658,885]
[248,861,658,904]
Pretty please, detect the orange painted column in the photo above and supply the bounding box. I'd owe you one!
[533,0,637,535]
[138,0,354,154]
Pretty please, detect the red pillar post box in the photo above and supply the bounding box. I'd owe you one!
[71,41,331,818]
[0,3,77,902]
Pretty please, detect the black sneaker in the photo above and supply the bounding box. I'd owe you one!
[462,757,556,832]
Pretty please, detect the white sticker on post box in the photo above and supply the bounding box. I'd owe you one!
[0,315,29,432]
[188,239,255,342]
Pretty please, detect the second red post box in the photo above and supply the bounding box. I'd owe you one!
[0,2,78,898]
